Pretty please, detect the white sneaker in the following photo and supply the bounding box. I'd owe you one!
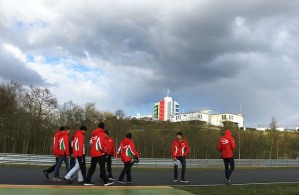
[173,179,178,182]
[84,182,95,186]
[104,181,114,186]
[180,179,188,183]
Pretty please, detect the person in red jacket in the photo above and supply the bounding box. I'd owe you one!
[218,129,236,185]
[53,126,71,182]
[171,131,190,183]
[43,127,61,180]
[117,133,139,184]
[84,122,114,186]
[100,130,116,181]
[64,125,87,184]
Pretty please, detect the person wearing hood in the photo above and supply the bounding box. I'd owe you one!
[84,122,114,186]
[64,125,87,184]
[53,126,71,182]
[218,129,236,185]
[43,127,62,180]
[171,131,190,183]
[117,133,139,184]
[100,130,116,181]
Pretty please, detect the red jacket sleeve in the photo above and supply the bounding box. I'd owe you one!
[230,137,236,149]
[64,135,70,157]
[217,138,222,151]
[130,141,139,157]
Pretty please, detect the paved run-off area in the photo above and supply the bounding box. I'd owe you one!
[0,185,192,195]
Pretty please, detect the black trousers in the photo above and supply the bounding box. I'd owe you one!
[70,155,76,170]
[77,155,87,182]
[118,161,135,182]
[223,157,235,180]
[86,156,108,183]
[44,157,58,173]
[100,155,113,178]
[174,156,186,180]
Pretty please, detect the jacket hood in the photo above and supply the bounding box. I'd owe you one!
[122,138,131,145]
[75,129,84,135]
[224,129,232,137]
[60,131,69,135]
[92,128,104,135]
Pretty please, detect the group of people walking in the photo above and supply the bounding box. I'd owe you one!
[43,122,236,186]
[43,122,139,186]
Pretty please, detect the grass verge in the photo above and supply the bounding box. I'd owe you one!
[176,183,299,195]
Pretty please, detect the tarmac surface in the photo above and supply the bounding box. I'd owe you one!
[1,165,299,186]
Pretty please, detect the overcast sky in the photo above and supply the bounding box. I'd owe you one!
[1,0,299,127]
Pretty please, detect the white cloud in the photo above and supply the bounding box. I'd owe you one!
[1,0,299,126]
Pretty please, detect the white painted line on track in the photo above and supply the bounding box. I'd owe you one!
[171,181,299,187]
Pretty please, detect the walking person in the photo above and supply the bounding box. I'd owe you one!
[69,128,76,170]
[100,130,116,181]
[43,127,62,180]
[53,127,71,182]
[218,129,236,185]
[84,122,114,186]
[117,133,139,184]
[64,125,87,184]
[171,132,190,183]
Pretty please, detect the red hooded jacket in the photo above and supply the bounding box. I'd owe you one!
[52,130,60,156]
[72,130,85,157]
[89,128,106,157]
[105,136,115,156]
[56,131,70,157]
[171,139,190,158]
[117,138,139,163]
[218,129,236,158]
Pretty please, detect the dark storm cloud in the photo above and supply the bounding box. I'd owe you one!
[0,48,44,86]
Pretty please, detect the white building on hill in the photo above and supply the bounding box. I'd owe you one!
[170,110,244,128]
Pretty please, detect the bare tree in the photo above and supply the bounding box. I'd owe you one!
[115,109,126,119]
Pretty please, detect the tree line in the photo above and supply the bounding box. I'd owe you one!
[1,81,299,159]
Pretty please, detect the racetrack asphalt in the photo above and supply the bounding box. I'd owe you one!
[1,165,299,186]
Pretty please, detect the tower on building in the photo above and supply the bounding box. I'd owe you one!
[153,95,179,121]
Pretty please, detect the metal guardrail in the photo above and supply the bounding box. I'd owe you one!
[1,153,299,167]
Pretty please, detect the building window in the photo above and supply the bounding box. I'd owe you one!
[222,115,227,120]
[197,114,202,119]
[229,115,233,120]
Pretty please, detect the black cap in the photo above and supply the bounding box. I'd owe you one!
[126,133,132,139]
[60,126,65,131]
[98,122,105,129]
[176,132,183,136]
[80,125,87,131]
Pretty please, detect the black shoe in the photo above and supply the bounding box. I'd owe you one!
[127,181,132,184]
[104,181,114,186]
[64,178,72,184]
[118,180,126,184]
[84,182,95,186]
[224,178,231,185]
[109,177,116,181]
[43,170,49,179]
